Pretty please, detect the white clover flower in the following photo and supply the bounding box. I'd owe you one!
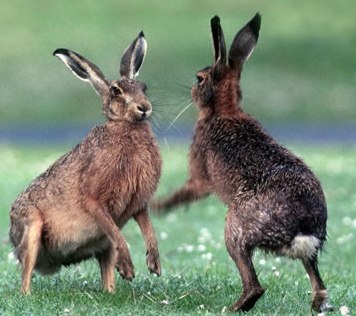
[161,300,169,305]
[64,308,70,313]
[185,245,194,253]
[198,304,204,309]
[259,259,266,266]
[199,228,212,242]
[342,216,352,226]
[340,305,350,316]
[197,244,206,252]
[167,213,177,223]
[202,252,213,260]
[160,231,168,240]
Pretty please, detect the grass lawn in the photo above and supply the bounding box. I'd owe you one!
[0,143,355,315]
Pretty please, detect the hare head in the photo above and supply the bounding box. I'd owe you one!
[53,31,151,123]
[192,14,261,112]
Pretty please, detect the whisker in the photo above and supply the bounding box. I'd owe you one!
[150,117,161,129]
[153,97,191,107]
[169,122,185,137]
[173,82,192,90]
[164,102,193,134]
[163,137,170,150]
[152,111,163,119]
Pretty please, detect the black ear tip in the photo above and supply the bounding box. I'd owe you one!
[138,30,145,38]
[250,12,262,35]
[211,15,221,25]
[53,48,69,57]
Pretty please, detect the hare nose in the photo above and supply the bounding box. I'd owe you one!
[137,105,146,113]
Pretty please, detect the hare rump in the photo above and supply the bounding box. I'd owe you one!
[154,14,333,313]
[9,32,162,295]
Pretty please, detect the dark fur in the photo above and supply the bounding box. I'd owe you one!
[9,33,162,294]
[153,14,333,313]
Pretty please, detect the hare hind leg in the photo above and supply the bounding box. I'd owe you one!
[17,206,43,294]
[97,246,116,293]
[302,256,333,312]
[225,208,265,312]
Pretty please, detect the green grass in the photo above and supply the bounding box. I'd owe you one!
[0,143,356,315]
[0,0,356,126]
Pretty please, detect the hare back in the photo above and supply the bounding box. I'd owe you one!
[193,115,327,239]
[197,115,324,198]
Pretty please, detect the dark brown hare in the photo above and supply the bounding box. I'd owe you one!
[153,15,333,313]
[10,32,161,295]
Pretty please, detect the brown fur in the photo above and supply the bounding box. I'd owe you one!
[9,34,162,294]
[153,14,333,313]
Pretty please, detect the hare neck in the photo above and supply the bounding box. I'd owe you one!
[106,119,151,134]
[214,71,243,118]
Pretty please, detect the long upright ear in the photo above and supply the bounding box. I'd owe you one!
[120,31,147,79]
[53,48,109,97]
[228,13,261,70]
[211,16,226,67]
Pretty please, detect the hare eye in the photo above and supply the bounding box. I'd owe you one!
[111,86,122,96]
[196,75,204,84]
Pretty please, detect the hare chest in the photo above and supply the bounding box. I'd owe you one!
[107,145,161,225]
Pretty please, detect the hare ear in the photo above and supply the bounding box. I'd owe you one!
[228,13,261,70]
[211,16,227,67]
[120,31,147,79]
[53,48,109,97]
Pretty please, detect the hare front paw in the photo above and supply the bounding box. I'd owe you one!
[116,255,135,281]
[146,249,161,276]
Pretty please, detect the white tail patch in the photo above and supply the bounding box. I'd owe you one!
[281,235,320,259]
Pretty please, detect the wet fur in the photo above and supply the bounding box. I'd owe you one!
[154,15,332,313]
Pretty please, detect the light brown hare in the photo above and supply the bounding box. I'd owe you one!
[9,32,161,295]
[153,15,333,313]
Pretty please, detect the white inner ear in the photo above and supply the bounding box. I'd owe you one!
[244,45,256,62]
[54,53,90,82]
[131,37,147,78]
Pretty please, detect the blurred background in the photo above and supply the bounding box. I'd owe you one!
[0,0,356,144]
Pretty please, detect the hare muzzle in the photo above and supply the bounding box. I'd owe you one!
[135,102,152,121]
